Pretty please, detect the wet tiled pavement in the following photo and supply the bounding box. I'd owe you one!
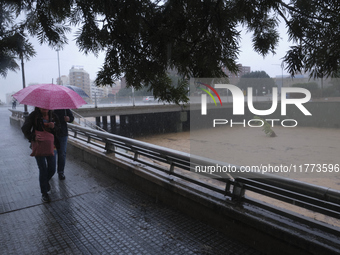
[1,107,261,255]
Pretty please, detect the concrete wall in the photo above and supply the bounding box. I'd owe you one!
[9,114,25,129]
[112,111,189,136]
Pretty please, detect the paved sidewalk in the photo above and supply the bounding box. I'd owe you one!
[0,107,261,255]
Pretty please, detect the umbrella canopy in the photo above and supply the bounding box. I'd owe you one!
[13,84,87,110]
[63,85,90,98]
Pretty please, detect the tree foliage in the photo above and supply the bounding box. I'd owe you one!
[237,71,275,94]
[281,0,340,79]
[0,2,36,77]
[1,0,340,103]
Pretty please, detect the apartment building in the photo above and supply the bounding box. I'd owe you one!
[222,64,251,84]
[69,66,91,97]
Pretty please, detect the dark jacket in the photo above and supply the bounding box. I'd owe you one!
[53,109,74,137]
[21,109,61,149]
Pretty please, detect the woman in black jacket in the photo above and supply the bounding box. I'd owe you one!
[54,109,74,180]
[21,107,60,203]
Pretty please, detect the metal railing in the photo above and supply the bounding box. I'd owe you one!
[71,109,107,132]
[67,123,340,225]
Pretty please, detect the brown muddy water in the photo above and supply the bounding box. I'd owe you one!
[136,126,340,190]
[136,126,340,227]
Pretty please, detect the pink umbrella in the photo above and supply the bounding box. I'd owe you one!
[13,84,87,109]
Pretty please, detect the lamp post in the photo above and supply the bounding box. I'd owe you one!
[18,32,28,118]
[57,48,61,85]
[20,53,28,117]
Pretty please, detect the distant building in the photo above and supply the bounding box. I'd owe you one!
[69,66,91,98]
[91,81,109,99]
[57,75,69,85]
[222,64,251,84]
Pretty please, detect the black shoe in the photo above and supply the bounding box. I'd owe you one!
[58,173,65,180]
[42,193,50,203]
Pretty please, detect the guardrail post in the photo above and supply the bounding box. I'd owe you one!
[105,142,115,153]
[224,180,232,196]
[102,116,108,130]
[231,181,245,201]
[110,115,116,133]
[169,161,175,174]
[96,117,100,127]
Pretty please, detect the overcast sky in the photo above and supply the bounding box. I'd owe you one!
[0,22,290,103]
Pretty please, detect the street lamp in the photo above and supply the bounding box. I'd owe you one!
[18,32,28,118]
[20,52,28,117]
[57,48,61,85]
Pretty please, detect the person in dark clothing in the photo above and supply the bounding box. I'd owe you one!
[12,99,17,109]
[53,109,74,180]
[21,107,60,203]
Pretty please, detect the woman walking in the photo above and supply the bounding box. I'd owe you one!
[21,107,60,203]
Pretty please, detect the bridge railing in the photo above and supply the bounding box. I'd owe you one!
[71,109,107,132]
[67,123,340,227]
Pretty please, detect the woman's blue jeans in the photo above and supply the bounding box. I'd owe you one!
[35,152,56,194]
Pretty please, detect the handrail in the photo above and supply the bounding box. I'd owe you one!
[67,123,340,223]
[71,109,107,132]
